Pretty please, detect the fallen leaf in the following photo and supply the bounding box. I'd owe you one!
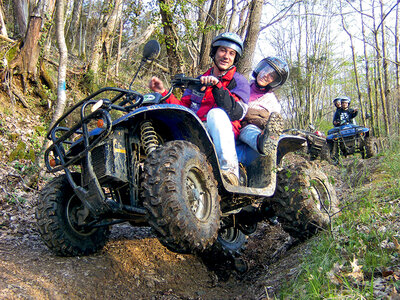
[382,269,394,277]
[346,255,364,282]
[394,237,400,255]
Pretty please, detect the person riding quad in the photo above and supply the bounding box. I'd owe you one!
[149,32,250,185]
[236,57,288,165]
[333,97,342,110]
[333,96,358,126]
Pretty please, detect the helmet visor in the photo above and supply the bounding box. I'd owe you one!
[256,64,281,88]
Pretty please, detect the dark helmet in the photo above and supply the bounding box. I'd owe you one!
[252,57,289,91]
[333,97,341,104]
[210,32,244,64]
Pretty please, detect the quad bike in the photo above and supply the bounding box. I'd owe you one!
[326,120,379,162]
[36,40,339,264]
[283,125,330,162]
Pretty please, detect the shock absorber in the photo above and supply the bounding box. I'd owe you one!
[140,121,159,155]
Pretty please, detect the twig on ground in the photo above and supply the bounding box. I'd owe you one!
[6,174,37,192]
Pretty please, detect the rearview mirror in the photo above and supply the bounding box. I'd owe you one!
[143,40,160,61]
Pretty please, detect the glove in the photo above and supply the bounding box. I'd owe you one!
[212,86,244,121]
[241,108,270,129]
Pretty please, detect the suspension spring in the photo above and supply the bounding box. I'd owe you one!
[140,121,159,155]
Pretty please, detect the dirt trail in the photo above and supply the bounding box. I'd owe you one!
[0,206,303,299]
[0,155,354,299]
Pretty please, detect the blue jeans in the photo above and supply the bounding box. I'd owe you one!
[239,124,261,152]
[236,124,262,166]
[205,108,239,177]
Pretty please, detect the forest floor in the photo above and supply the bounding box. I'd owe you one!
[0,98,393,299]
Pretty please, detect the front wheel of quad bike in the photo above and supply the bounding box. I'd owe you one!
[36,173,110,256]
[142,140,221,254]
[271,162,339,241]
[365,136,379,158]
[329,142,339,164]
[320,142,332,164]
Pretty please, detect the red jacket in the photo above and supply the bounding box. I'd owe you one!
[162,67,249,137]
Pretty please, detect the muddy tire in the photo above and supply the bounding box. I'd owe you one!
[365,136,379,158]
[142,141,220,254]
[271,162,339,240]
[214,226,247,257]
[320,142,332,163]
[36,174,110,256]
[330,142,339,163]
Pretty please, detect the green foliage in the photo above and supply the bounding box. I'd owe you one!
[6,43,19,64]
[82,70,99,93]
[6,193,27,205]
[40,84,55,106]
[8,141,27,162]
[277,151,400,298]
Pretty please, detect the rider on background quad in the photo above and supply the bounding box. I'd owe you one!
[149,32,250,185]
[237,57,288,166]
[332,97,342,123]
[333,96,358,126]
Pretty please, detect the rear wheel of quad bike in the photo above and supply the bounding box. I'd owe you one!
[365,136,379,158]
[36,173,110,256]
[142,140,220,253]
[271,162,339,241]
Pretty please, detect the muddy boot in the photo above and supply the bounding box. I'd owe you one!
[257,112,284,156]
[221,170,239,186]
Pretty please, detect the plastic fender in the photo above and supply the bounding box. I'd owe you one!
[116,104,218,158]
[277,134,307,165]
[114,104,224,185]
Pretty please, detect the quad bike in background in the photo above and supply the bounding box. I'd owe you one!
[326,120,380,163]
[282,124,330,162]
[36,40,339,270]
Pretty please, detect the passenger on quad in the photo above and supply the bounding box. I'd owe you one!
[333,96,358,126]
[149,32,250,185]
[332,97,342,124]
[237,57,288,165]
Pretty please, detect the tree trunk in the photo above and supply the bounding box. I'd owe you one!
[227,0,237,33]
[88,0,122,81]
[50,0,68,128]
[9,0,56,90]
[238,5,249,39]
[80,0,92,58]
[0,4,8,37]
[372,2,389,137]
[360,0,375,134]
[236,0,263,79]
[12,0,29,37]
[198,0,219,73]
[115,19,123,77]
[340,2,365,126]
[66,0,83,53]
[158,0,185,75]
[380,0,390,128]
[29,0,67,188]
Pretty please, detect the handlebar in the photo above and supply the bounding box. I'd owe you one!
[161,74,213,102]
[45,74,211,169]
